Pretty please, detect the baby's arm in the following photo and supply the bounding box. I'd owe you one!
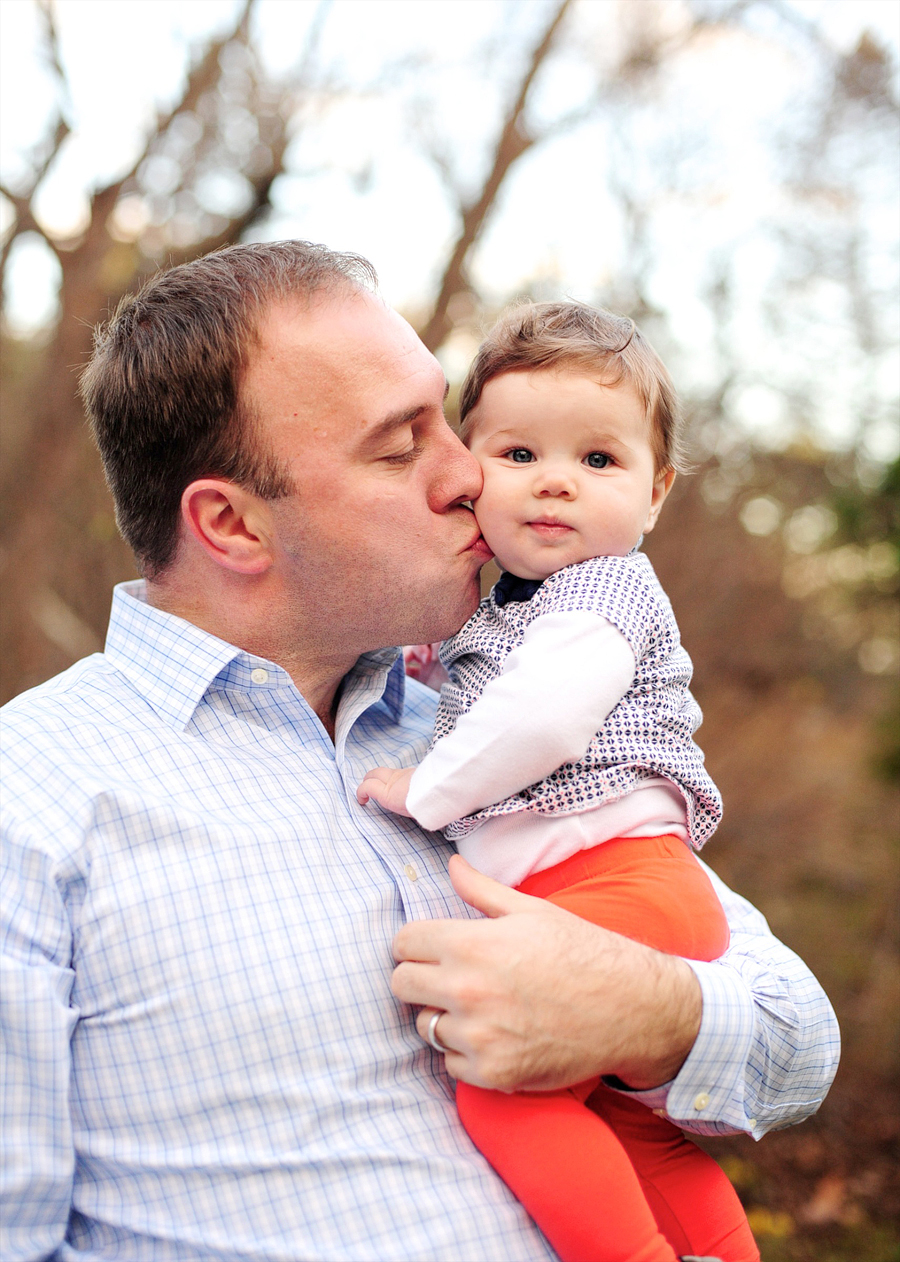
[362,612,633,828]
[407,612,634,829]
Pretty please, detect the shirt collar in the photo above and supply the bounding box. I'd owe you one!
[104,582,246,729]
[492,571,545,606]
[364,648,406,723]
[104,581,407,730]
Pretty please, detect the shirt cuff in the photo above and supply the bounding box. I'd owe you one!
[605,958,763,1139]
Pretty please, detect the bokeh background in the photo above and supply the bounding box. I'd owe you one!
[1,1,898,1257]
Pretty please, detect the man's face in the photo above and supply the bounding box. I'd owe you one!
[242,290,491,655]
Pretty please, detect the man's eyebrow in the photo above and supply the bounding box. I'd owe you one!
[357,404,427,452]
[358,380,450,450]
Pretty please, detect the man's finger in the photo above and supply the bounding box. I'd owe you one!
[447,853,552,919]
[415,1006,454,1051]
[392,913,475,964]
[390,959,453,1009]
[414,1009,469,1080]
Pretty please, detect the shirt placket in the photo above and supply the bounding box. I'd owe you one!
[334,661,460,922]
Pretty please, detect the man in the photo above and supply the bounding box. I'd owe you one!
[2,242,838,1260]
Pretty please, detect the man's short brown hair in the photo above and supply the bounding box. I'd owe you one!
[80,241,377,577]
[458,301,685,474]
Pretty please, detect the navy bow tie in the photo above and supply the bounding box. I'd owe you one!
[493,571,545,607]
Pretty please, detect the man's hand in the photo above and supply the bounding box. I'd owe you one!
[357,766,415,816]
[391,854,702,1093]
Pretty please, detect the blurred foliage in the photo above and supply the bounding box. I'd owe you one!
[830,457,900,559]
[641,448,899,1259]
[827,458,900,785]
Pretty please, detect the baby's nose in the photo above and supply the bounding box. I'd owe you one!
[536,467,576,497]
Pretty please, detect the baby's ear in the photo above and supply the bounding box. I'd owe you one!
[644,469,676,533]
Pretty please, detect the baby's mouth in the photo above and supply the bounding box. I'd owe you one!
[527,519,573,536]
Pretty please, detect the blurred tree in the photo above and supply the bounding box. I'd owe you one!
[0,0,589,698]
[418,0,574,352]
[0,0,321,699]
[4,0,894,703]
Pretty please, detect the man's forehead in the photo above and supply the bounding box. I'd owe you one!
[256,289,401,354]
[251,292,428,387]
[244,290,444,434]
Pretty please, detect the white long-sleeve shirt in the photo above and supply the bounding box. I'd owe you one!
[421,555,722,846]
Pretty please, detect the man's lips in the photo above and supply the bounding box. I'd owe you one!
[466,533,494,562]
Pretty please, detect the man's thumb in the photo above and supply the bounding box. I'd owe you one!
[447,853,543,918]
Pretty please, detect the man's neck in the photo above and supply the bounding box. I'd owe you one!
[146,576,356,741]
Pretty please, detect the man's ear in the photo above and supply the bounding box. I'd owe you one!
[181,480,275,575]
[643,469,676,534]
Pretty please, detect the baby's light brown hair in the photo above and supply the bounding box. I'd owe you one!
[458,301,686,475]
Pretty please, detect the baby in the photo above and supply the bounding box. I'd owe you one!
[358,302,758,1262]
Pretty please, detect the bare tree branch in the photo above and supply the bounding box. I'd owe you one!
[0,180,65,305]
[0,110,70,275]
[86,0,256,229]
[419,126,466,208]
[418,0,573,353]
[35,0,72,109]
[163,126,291,270]
[161,1,331,270]
[0,2,76,298]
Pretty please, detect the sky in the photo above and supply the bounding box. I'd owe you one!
[1,0,898,459]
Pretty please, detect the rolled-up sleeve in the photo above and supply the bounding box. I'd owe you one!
[1,817,78,1259]
[622,862,840,1140]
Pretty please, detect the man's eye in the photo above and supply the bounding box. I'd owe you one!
[585,452,612,470]
[507,448,534,463]
[384,444,423,466]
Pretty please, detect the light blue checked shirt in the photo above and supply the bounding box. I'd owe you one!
[1,582,839,1261]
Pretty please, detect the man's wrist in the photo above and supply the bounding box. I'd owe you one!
[605,951,702,1090]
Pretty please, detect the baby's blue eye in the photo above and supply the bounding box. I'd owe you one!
[508,448,534,463]
[585,452,611,469]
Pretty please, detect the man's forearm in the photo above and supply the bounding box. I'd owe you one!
[603,949,701,1090]
[649,862,841,1138]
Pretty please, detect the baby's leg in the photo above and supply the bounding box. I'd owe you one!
[590,1084,760,1262]
[457,1078,680,1262]
[519,835,758,1261]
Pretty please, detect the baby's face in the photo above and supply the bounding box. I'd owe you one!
[465,370,674,580]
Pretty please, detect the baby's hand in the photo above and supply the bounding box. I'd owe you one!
[357,766,415,816]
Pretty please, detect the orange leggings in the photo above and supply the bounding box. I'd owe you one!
[456,835,760,1262]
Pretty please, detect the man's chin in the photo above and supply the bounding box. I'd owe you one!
[408,585,479,647]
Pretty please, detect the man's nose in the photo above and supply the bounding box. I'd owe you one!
[429,425,483,509]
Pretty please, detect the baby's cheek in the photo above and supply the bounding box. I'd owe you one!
[471,492,503,540]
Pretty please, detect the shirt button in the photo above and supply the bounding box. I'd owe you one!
[693,1091,710,1111]
[403,864,419,882]
[748,1118,757,1129]
[250,668,269,684]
